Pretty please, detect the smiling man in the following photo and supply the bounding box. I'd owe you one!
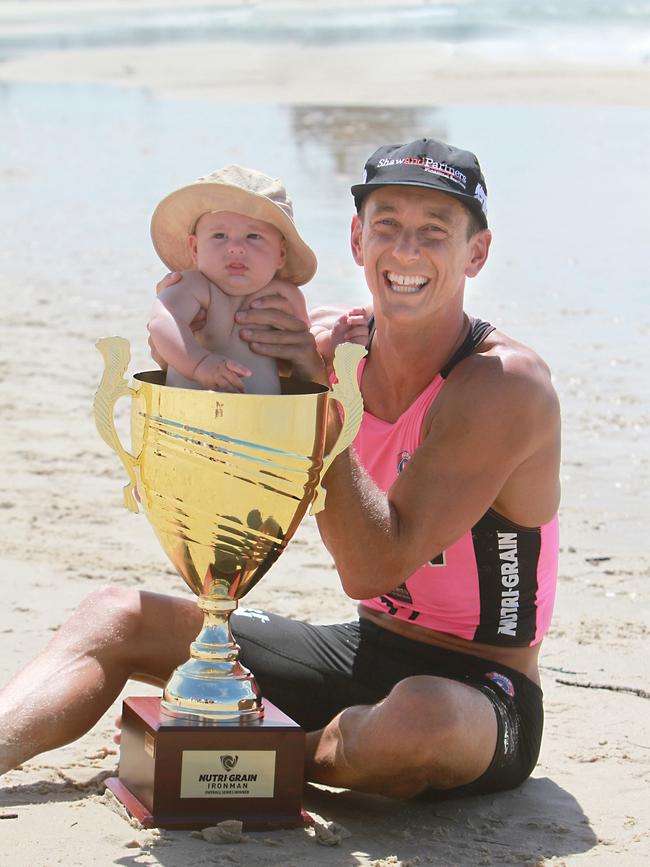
[0,139,560,802]
[233,138,561,798]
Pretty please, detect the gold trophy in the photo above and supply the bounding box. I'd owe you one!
[93,336,365,830]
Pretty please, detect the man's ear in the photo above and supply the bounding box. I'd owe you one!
[187,234,199,265]
[350,214,364,266]
[465,229,492,278]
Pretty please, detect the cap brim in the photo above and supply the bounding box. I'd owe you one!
[351,180,488,228]
[151,182,317,285]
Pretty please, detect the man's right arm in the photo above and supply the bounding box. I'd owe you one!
[316,348,560,601]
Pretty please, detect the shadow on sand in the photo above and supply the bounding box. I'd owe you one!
[298,775,598,865]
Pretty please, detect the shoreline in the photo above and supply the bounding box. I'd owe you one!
[2,41,650,107]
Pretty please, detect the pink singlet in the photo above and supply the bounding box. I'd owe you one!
[353,320,559,648]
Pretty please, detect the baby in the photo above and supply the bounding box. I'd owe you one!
[148,165,317,394]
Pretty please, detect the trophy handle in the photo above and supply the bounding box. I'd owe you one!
[310,342,367,515]
[93,336,141,513]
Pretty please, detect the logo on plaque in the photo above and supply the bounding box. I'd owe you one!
[220,754,238,772]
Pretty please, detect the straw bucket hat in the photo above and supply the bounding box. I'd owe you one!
[150,165,317,285]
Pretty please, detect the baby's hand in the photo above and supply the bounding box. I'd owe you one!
[193,354,251,393]
[314,306,371,368]
[330,306,371,350]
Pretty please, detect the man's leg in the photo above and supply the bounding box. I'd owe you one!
[305,674,498,799]
[0,587,201,775]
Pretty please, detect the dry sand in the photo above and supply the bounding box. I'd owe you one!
[1,3,649,865]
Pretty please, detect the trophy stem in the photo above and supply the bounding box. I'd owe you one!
[160,596,263,722]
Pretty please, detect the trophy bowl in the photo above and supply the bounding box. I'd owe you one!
[94,337,365,723]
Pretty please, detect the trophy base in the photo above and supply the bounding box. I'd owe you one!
[105,696,309,830]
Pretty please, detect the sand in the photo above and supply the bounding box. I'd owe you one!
[2,35,650,108]
[1,3,649,865]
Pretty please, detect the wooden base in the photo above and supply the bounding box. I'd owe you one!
[105,696,308,830]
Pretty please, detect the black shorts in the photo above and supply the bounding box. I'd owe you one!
[232,610,544,798]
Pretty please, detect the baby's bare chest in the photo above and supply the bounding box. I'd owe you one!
[198,285,270,355]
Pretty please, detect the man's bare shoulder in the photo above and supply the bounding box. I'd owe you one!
[432,327,560,447]
[450,328,555,399]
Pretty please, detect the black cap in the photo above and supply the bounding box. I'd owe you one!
[351,137,488,228]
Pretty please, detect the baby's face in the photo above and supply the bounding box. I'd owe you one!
[189,211,286,295]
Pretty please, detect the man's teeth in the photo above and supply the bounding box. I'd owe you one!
[386,272,428,293]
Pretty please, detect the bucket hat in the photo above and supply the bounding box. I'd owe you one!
[151,165,317,285]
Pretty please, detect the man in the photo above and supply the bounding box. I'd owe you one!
[0,139,560,800]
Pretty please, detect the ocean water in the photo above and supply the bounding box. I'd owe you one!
[0,0,649,65]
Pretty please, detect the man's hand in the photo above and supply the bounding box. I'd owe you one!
[149,272,207,369]
[236,294,327,385]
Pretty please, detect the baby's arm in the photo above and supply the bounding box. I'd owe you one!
[148,272,211,377]
[148,271,251,391]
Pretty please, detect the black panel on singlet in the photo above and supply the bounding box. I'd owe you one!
[471,510,541,645]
